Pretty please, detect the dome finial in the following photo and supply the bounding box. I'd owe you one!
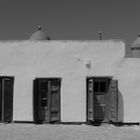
[38,26,42,30]
[98,31,102,40]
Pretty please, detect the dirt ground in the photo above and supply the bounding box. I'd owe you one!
[0,123,140,140]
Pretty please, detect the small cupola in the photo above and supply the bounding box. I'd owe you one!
[29,26,51,40]
[131,34,140,58]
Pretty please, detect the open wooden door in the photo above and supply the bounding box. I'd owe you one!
[49,79,61,122]
[34,78,61,124]
[0,77,14,123]
[3,77,14,122]
[38,78,49,122]
[87,79,94,122]
[109,80,118,122]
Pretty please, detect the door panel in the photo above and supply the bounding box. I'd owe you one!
[33,79,38,123]
[38,79,48,121]
[50,79,60,122]
[109,80,118,122]
[94,106,105,120]
[94,94,106,121]
[0,77,14,123]
[87,79,94,121]
[3,78,14,122]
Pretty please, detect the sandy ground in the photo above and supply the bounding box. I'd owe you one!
[0,124,140,140]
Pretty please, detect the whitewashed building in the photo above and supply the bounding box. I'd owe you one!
[0,27,140,124]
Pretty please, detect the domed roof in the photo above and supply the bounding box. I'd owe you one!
[131,34,140,49]
[29,26,51,40]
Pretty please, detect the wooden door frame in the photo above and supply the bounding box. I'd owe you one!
[33,77,61,124]
[86,76,112,123]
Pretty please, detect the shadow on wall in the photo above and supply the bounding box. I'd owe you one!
[118,90,124,122]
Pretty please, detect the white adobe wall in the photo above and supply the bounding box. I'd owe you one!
[114,58,140,122]
[0,40,125,122]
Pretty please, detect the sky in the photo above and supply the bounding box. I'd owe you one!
[0,0,139,46]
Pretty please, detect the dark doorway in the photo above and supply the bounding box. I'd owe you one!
[87,77,118,123]
[33,78,61,124]
[0,77,14,123]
